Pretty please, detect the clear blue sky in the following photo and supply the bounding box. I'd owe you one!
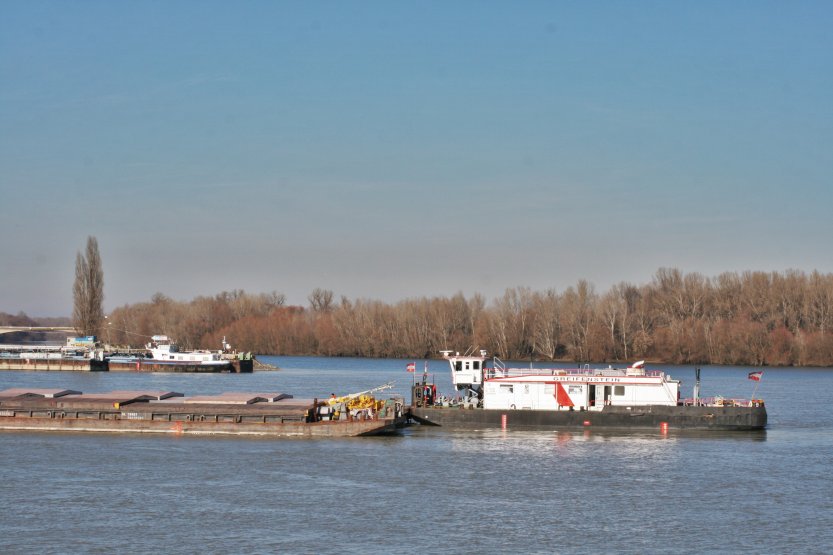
[2,1,831,316]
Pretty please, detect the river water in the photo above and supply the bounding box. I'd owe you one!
[1,357,832,554]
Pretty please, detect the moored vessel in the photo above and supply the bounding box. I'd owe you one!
[106,335,253,373]
[409,351,766,431]
[1,335,254,373]
[0,336,107,372]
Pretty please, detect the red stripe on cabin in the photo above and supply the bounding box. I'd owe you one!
[555,382,574,407]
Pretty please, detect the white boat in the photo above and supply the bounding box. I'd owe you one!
[144,335,229,366]
[408,350,766,430]
[446,351,681,410]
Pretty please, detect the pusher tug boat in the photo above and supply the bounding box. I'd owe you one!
[409,350,766,431]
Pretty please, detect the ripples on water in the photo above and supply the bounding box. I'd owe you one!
[1,358,832,554]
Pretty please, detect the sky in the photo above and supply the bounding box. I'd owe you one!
[1,1,832,316]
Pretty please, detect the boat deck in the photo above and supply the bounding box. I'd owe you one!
[0,389,405,437]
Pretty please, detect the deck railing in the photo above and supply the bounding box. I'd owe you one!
[679,397,764,407]
[484,367,665,379]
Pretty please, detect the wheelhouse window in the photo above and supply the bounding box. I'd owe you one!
[455,361,462,371]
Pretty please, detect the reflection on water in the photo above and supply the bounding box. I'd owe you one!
[414,426,767,460]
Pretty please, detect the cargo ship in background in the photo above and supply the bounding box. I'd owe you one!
[107,335,253,373]
[409,350,767,431]
[0,336,108,371]
[1,335,254,373]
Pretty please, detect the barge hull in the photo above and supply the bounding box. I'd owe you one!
[0,358,107,372]
[107,359,253,373]
[0,415,397,437]
[1,359,253,373]
[410,404,767,431]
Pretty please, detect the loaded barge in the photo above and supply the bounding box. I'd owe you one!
[409,351,767,431]
[0,387,406,438]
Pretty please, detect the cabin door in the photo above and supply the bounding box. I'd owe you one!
[590,385,612,407]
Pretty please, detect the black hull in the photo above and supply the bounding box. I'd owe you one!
[107,360,253,373]
[410,404,767,431]
[1,359,253,373]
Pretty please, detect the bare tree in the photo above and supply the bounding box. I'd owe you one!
[532,289,562,360]
[308,288,335,312]
[562,280,597,362]
[72,236,104,337]
[77,266,833,365]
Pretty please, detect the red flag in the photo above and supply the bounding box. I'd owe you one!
[748,371,763,381]
[406,362,416,373]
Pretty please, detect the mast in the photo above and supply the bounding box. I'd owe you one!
[693,367,701,406]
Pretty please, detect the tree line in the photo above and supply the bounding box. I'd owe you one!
[100,269,833,367]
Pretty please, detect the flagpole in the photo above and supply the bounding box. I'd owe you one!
[750,371,763,403]
[751,372,762,401]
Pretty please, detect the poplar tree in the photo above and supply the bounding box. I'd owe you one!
[72,236,104,337]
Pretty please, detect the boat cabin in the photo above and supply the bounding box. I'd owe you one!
[442,351,680,411]
[441,349,487,391]
[146,335,223,363]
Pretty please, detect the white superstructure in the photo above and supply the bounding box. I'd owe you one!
[146,335,228,365]
[441,351,680,411]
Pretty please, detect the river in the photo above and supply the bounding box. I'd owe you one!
[1,358,832,554]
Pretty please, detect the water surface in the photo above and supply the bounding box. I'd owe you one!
[1,358,831,553]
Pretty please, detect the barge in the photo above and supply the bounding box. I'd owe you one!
[409,351,767,431]
[0,387,406,438]
[1,335,254,373]
[1,336,106,372]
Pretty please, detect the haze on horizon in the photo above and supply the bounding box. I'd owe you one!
[2,2,831,317]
